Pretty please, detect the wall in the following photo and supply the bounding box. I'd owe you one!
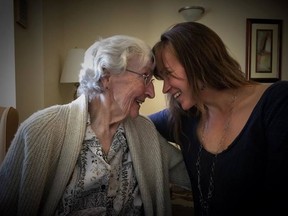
[4,0,288,122]
[0,0,16,108]
[59,0,288,115]
[14,0,44,122]
[43,0,65,106]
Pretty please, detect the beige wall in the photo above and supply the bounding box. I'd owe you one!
[0,0,16,108]
[12,0,288,122]
[15,0,44,122]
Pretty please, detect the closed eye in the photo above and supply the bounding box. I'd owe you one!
[153,69,168,80]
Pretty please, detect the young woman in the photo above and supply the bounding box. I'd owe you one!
[150,22,288,216]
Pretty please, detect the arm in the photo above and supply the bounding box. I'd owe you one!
[149,109,175,143]
[0,106,66,215]
[158,133,191,190]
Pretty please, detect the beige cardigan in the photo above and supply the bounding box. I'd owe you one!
[0,94,190,216]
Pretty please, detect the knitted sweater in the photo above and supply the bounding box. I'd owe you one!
[0,94,190,216]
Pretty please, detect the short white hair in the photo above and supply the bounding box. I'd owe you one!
[77,35,155,101]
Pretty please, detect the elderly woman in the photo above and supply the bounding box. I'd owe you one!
[0,35,190,216]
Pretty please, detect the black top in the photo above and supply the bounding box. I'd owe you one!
[149,81,288,216]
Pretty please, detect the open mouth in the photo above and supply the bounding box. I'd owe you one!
[174,91,181,99]
[136,99,144,105]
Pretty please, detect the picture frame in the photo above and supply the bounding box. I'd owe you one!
[246,18,282,82]
[14,0,28,28]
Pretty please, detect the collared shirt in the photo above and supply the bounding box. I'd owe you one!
[55,123,143,216]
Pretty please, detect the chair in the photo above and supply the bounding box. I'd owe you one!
[0,106,19,164]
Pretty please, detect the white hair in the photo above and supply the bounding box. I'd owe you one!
[77,35,155,101]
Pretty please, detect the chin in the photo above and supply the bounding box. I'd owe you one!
[129,109,140,118]
[129,113,139,118]
[128,103,140,118]
[181,102,194,111]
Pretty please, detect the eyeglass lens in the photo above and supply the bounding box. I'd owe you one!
[126,69,153,86]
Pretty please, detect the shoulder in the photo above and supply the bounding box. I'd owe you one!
[148,109,170,127]
[149,109,169,119]
[264,81,288,97]
[18,104,72,137]
[123,115,160,141]
[21,95,87,129]
[258,81,288,107]
[130,115,156,129]
[257,81,288,121]
[23,104,69,124]
[271,80,288,88]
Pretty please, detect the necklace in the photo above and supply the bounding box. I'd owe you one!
[196,92,237,216]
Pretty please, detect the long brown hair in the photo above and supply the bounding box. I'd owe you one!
[153,22,253,145]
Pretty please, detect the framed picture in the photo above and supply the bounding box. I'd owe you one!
[246,19,282,82]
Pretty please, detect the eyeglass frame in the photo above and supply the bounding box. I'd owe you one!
[126,69,154,86]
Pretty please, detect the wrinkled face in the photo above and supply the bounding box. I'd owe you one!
[159,45,195,110]
[108,56,155,118]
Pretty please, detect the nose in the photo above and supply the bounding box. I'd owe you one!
[145,80,155,99]
[162,79,170,94]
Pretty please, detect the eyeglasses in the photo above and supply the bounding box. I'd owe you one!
[126,69,154,86]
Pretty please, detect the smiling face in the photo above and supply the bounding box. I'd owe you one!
[107,56,155,118]
[159,45,195,110]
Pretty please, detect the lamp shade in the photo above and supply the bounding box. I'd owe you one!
[60,48,85,83]
[178,6,205,21]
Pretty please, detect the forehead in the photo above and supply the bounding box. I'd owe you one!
[162,45,178,66]
[154,43,177,73]
[127,55,154,72]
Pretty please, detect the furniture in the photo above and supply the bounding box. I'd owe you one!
[171,184,194,215]
[0,106,19,164]
[170,141,194,215]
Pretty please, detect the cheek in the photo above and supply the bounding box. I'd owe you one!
[169,78,189,91]
[181,86,196,110]
[122,81,143,98]
[115,82,144,113]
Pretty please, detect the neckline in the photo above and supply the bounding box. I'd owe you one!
[197,83,273,156]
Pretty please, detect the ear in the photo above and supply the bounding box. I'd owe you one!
[101,74,111,90]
